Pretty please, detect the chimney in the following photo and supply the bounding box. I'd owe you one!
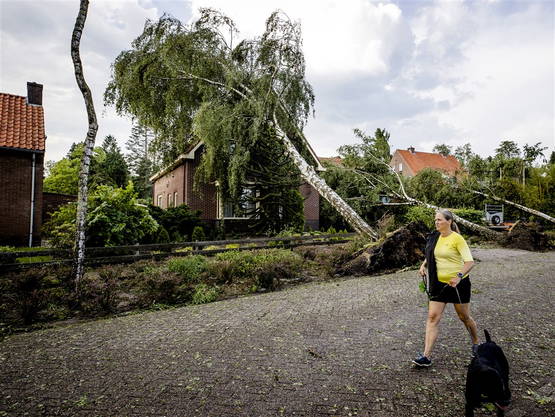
[408,146,415,154]
[27,82,43,106]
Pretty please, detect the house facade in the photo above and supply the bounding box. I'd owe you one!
[390,146,461,178]
[0,82,46,246]
[150,141,322,233]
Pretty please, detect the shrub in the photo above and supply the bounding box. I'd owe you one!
[166,255,208,283]
[43,183,159,248]
[452,208,486,225]
[191,283,219,304]
[191,226,206,242]
[147,204,202,243]
[403,206,435,230]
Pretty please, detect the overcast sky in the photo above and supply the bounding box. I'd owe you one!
[1,0,553,163]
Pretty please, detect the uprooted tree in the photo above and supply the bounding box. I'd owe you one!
[104,9,378,239]
[338,129,503,241]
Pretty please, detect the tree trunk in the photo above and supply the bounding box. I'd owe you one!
[71,0,98,289]
[470,190,555,224]
[273,118,378,240]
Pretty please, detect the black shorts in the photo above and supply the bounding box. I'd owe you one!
[429,277,471,304]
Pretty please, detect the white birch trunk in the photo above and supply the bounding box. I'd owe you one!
[273,118,378,239]
[71,0,98,288]
[470,190,555,224]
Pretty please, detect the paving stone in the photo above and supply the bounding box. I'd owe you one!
[0,248,554,416]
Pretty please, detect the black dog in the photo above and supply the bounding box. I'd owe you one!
[465,330,511,417]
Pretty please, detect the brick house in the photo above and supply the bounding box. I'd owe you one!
[0,82,46,246]
[150,141,323,233]
[390,146,461,178]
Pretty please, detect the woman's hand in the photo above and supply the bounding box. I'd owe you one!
[419,264,427,277]
[449,276,462,287]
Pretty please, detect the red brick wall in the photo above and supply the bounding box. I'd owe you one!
[300,182,319,230]
[152,164,185,209]
[152,148,217,220]
[0,149,44,246]
[187,149,217,220]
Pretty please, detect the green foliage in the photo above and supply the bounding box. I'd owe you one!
[320,128,396,230]
[403,206,435,230]
[43,183,159,248]
[452,209,485,225]
[42,202,78,248]
[126,123,159,200]
[44,142,115,195]
[147,205,202,243]
[87,183,158,246]
[212,249,303,281]
[432,144,452,156]
[96,135,129,188]
[105,10,313,234]
[191,283,219,305]
[191,226,206,242]
[167,255,208,283]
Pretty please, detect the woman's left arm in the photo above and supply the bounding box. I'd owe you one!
[449,261,475,287]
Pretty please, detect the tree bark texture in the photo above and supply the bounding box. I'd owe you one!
[273,118,379,240]
[470,190,555,224]
[71,0,98,288]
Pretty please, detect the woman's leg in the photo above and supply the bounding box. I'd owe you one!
[424,301,446,357]
[454,303,479,344]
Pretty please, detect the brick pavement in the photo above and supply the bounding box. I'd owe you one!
[1,248,554,417]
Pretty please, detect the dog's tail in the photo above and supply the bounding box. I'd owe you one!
[484,329,491,342]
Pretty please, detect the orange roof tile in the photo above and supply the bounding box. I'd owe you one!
[396,149,460,175]
[319,156,342,166]
[0,93,46,151]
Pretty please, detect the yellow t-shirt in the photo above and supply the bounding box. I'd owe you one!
[434,232,474,283]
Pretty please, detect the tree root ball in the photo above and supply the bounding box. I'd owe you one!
[336,221,430,276]
[502,221,552,251]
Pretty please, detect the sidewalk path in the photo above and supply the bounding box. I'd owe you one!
[1,248,554,416]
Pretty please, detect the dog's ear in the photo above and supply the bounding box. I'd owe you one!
[484,329,491,342]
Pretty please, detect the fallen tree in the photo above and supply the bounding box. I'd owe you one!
[105,10,378,240]
[336,221,429,276]
[469,189,555,224]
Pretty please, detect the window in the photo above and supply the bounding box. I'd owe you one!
[174,192,178,206]
[157,195,163,207]
[398,162,403,172]
[167,194,172,208]
[222,186,256,218]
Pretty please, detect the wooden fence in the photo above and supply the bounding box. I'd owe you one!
[0,233,356,272]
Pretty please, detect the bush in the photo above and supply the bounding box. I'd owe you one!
[191,283,219,304]
[452,208,486,225]
[403,206,435,230]
[147,204,202,243]
[0,266,72,325]
[43,183,159,248]
[191,226,206,242]
[166,255,208,283]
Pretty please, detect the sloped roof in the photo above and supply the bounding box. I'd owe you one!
[319,156,343,166]
[396,149,460,175]
[0,93,46,151]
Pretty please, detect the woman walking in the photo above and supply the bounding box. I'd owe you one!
[413,209,479,367]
